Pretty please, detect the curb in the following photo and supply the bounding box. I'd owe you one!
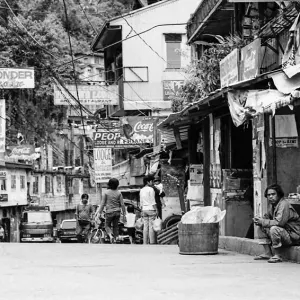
[219,236,300,263]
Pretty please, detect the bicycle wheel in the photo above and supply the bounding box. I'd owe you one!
[89,229,105,244]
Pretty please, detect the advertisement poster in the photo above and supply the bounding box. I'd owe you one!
[0,68,35,89]
[93,148,112,183]
[93,117,158,148]
[189,164,203,186]
[6,145,40,161]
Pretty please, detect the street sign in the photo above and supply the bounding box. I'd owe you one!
[93,148,112,183]
[0,68,35,89]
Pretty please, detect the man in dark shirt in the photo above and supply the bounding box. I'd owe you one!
[153,176,165,219]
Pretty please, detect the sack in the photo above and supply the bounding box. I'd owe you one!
[135,217,144,231]
[153,216,162,232]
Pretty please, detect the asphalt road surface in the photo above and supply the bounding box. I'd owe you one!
[0,243,299,300]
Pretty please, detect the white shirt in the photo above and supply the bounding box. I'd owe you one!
[125,213,136,228]
[140,186,156,211]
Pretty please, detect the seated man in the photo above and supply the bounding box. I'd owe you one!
[253,184,300,263]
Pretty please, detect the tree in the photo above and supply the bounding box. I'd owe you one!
[172,35,249,112]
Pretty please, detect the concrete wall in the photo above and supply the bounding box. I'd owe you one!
[110,0,201,115]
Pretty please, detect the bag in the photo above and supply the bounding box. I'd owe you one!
[153,216,162,232]
[135,217,144,231]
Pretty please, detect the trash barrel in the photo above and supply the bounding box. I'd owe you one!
[178,222,219,255]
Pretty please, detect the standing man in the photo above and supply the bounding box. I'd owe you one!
[75,194,95,243]
[140,175,158,244]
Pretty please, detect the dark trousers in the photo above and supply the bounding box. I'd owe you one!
[105,211,121,237]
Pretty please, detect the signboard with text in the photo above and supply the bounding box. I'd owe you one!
[53,84,119,107]
[93,117,157,148]
[220,48,239,88]
[240,38,261,81]
[94,148,112,183]
[0,68,35,89]
[163,80,184,101]
[6,145,40,161]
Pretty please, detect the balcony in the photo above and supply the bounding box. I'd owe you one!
[187,0,234,44]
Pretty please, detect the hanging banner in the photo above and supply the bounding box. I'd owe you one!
[93,148,112,183]
[93,117,158,148]
[0,99,5,162]
[53,83,119,107]
[0,68,34,89]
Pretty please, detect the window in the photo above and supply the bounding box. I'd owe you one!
[20,175,25,189]
[57,175,62,193]
[33,176,39,194]
[45,176,51,193]
[0,179,6,191]
[165,34,182,69]
[11,175,16,189]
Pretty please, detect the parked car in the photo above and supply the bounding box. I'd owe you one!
[57,219,77,243]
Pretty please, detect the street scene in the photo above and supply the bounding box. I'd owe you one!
[1,0,300,298]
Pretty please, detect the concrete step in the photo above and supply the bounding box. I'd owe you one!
[219,236,300,263]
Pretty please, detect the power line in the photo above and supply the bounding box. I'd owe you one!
[77,0,97,34]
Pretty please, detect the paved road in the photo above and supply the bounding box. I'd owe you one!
[0,243,299,300]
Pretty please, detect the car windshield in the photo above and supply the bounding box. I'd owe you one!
[61,221,76,229]
[27,212,52,223]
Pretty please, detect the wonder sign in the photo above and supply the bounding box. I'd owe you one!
[0,68,35,89]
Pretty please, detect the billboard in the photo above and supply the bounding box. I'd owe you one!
[6,145,40,161]
[94,148,112,183]
[93,117,158,148]
[0,68,34,89]
[53,84,119,108]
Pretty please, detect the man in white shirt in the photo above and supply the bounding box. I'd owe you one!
[140,175,158,244]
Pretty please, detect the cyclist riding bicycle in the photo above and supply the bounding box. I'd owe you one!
[75,194,95,243]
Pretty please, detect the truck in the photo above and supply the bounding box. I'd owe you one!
[20,205,54,242]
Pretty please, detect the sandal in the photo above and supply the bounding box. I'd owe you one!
[268,256,282,263]
[254,254,271,260]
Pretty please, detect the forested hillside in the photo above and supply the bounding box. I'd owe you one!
[0,0,134,146]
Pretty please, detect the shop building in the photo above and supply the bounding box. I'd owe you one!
[159,1,300,238]
[0,162,32,242]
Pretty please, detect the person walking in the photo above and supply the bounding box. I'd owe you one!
[140,175,158,244]
[75,194,95,243]
[153,176,166,219]
[97,178,126,243]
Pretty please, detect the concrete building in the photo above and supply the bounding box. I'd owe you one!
[91,0,202,117]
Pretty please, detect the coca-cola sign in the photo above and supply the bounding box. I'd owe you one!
[6,145,40,161]
[93,117,159,148]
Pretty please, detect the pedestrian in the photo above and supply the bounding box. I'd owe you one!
[0,225,4,242]
[97,178,126,243]
[153,176,166,219]
[75,194,95,243]
[125,204,137,244]
[140,175,158,244]
[253,183,300,263]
